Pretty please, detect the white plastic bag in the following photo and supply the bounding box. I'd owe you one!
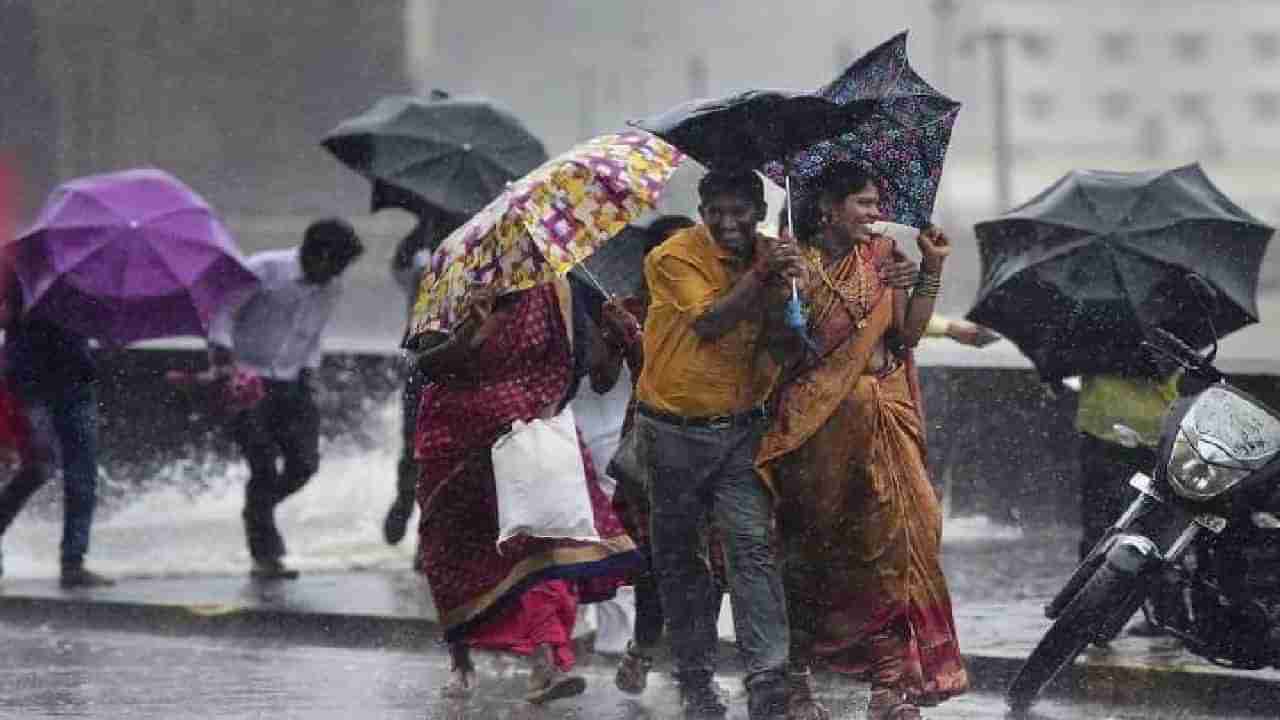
[492,404,599,547]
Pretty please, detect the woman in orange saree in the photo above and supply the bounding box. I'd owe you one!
[758,163,968,720]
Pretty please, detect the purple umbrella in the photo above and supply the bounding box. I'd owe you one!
[11,168,258,344]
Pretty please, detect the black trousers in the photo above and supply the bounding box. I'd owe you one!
[396,371,426,503]
[1078,432,1156,560]
[233,379,319,562]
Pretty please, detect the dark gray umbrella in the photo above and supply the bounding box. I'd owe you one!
[571,225,652,298]
[967,164,1272,381]
[322,94,548,216]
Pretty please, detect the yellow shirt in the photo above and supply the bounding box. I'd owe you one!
[634,225,779,417]
[1076,373,1180,447]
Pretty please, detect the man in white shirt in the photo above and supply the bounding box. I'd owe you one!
[208,218,364,580]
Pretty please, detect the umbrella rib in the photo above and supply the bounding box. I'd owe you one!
[63,188,128,223]
[39,230,206,303]
[27,230,123,304]
[135,204,214,226]
[1103,244,1142,339]
[974,234,1099,302]
[374,145,465,179]
[144,224,243,257]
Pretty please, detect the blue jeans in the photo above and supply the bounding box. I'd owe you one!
[638,412,789,687]
[0,383,99,567]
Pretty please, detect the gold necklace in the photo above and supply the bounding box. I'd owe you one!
[808,244,872,330]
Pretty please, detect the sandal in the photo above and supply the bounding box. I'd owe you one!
[526,670,586,704]
[615,641,655,695]
[867,687,921,720]
[786,668,831,720]
[526,644,586,704]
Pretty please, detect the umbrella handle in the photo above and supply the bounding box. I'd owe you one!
[575,264,613,301]
[785,174,794,236]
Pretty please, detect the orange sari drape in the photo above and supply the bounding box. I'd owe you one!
[757,237,968,706]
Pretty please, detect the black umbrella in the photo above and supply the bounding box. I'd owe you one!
[967,164,1273,381]
[630,89,876,173]
[322,94,548,216]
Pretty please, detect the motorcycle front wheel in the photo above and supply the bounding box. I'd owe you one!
[1006,557,1146,712]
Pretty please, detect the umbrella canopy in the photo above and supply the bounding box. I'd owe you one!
[966,164,1272,380]
[573,224,652,298]
[761,31,961,229]
[405,131,683,344]
[322,94,548,216]
[12,168,259,344]
[630,89,876,172]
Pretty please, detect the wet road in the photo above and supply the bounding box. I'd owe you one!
[0,623,1266,720]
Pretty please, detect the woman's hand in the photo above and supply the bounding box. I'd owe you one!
[462,285,499,328]
[600,297,641,349]
[880,250,918,290]
[917,225,952,273]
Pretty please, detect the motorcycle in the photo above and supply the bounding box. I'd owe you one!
[1006,277,1280,712]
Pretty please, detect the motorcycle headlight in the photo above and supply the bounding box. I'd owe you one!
[1168,429,1252,500]
[1166,387,1280,501]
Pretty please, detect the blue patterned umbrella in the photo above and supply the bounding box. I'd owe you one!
[763,31,961,229]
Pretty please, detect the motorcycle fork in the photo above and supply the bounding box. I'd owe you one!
[1046,494,1160,620]
[1096,524,1203,641]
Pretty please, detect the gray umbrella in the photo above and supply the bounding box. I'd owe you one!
[322,94,548,216]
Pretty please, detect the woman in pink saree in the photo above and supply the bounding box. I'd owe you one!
[412,279,638,704]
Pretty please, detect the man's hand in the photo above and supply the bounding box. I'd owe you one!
[600,298,641,348]
[299,367,321,395]
[945,319,1001,348]
[756,231,808,287]
[207,343,235,378]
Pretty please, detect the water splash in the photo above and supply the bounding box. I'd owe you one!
[1,398,415,579]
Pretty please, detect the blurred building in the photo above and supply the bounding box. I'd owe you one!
[11,0,411,219]
[944,0,1280,215]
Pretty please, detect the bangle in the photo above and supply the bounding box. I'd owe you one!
[913,270,942,298]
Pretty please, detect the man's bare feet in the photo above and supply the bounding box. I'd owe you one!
[442,666,477,698]
[442,642,477,698]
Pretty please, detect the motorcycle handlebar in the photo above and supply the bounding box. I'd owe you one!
[1141,328,1223,385]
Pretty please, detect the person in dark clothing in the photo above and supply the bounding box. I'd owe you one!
[0,282,113,588]
[208,219,363,580]
[383,203,464,547]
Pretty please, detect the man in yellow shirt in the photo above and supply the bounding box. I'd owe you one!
[633,170,804,720]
